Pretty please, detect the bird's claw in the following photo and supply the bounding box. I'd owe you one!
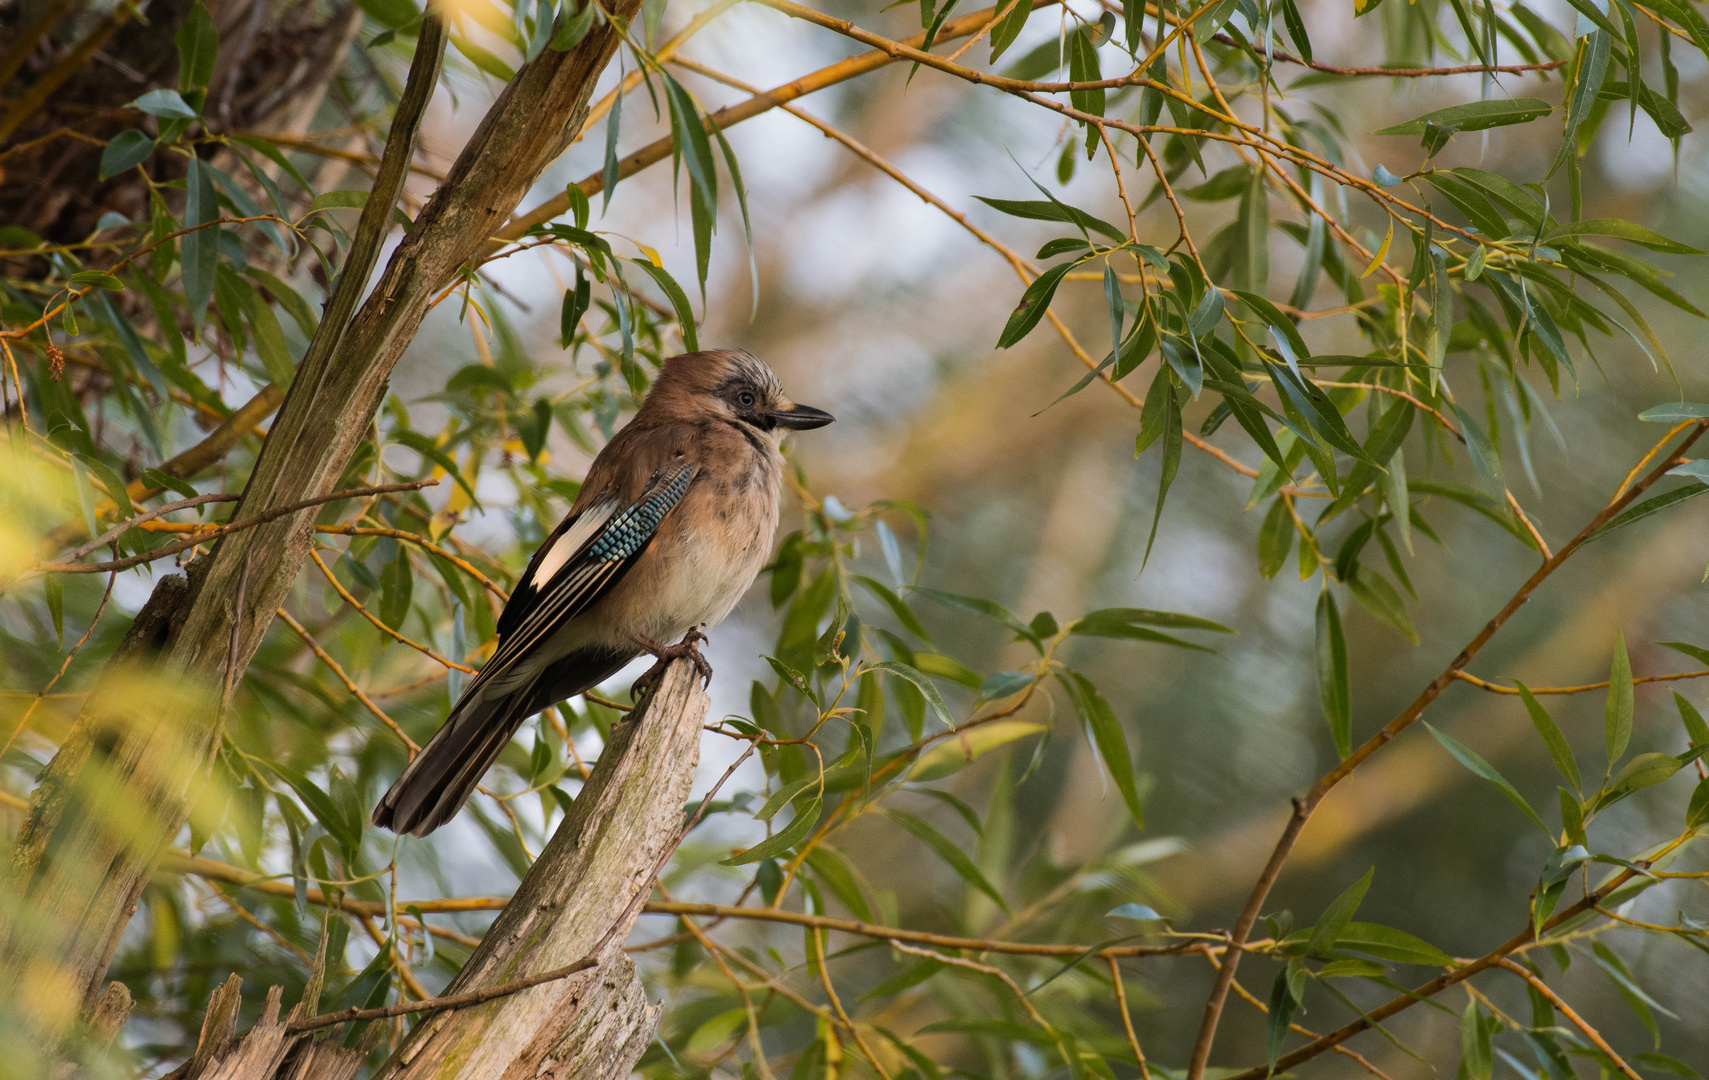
[632,627,713,698]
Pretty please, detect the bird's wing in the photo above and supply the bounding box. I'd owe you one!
[464,459,700,702]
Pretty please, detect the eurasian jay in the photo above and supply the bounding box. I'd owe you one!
[373,349,833,836]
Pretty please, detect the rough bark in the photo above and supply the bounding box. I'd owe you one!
[2,0,644,1024]
[137,660,703,1080]
[373,662,705,1080]
[0,0,360,258]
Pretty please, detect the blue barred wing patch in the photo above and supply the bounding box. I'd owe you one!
[587,464,698,562]
[458,460,700,704]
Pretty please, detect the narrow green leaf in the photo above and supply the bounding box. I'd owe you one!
[1266,969,1298,1072]
[1316,591,1351,758]
[128,88,199,119]
[1236,170,1269,293]
[1258,498,1294,579]
[77,455,133,521]
[1346,567,1418,645]
[725,796,820,864]
[1606,751,1681,796]
[989,0,1034,61]
[1516,682,1580,792]
[1459,1000,1492,1080]
[176,0,219,91]
[1638,402,1709,422]
[1373,98,1552,136]
[1672,690,1709,746]
[1305,868,1372,956]
[1560,787,1587,846]
[308,189,368,212]
[1333,921,1453,966]
[804,846,875,922]
[886,808,1010,913]
[1547,218,1704,255]
[601,61,622,210]
[996,259,1081,348]
[910,586,1035,641]
[1687,777,1709,829]
[378,546,413,633]
[99,130,155,180]
[973,196,1126,241]
[559,262,591,347]
[182,159,220,338]
[629,258,698,351]
[269,762,361,856]
[1077,607,1235,633]
[1143,382,1181,568]
[853,576,932,643]
[250,269,318,337]
[392,429,478,504]
[871,661,954,729]
[1059,672,1144,830]
[1606,629,1633,763]
[1584,481,1708,542]
[548,0,598,49]
[1424,721,1551,835]
[44,575,63,646]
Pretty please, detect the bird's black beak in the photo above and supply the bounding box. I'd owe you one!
[771,403,835,430]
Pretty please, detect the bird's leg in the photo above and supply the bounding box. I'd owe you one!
[631,626,713,697]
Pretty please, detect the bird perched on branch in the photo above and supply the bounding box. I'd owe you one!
[374,349,833,837]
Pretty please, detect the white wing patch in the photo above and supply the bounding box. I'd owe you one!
[531,499,618,587]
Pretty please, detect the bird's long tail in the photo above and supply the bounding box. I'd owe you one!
[371,685,538,837]
[372,647,634,836]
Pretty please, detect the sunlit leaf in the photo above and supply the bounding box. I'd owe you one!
[1374,98,1552,137]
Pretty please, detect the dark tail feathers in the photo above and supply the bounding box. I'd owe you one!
[371,687,536,837]
[372,646,634,836]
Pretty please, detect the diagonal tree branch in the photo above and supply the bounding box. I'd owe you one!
[0,0,645,1026]
[1185,419,1709,1078]
[494,0,1061,243]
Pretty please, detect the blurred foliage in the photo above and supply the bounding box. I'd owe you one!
[3,0,1709,1076]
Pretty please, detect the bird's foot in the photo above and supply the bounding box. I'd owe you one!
[632,627,713,698]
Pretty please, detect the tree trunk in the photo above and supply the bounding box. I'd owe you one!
[373,661,706,1080]
[1,0,644,1025]
[145,660,705,1080]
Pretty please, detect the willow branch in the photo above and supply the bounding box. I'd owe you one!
[286,956,598,1033]
[1493,959,1643,1080]
[496,0,1063,242]
[1451,668,1709,695]
[1220,858,1653,1080]
[308,547,474,672]
[1187,420,1709,1078]
[20,479,438,579]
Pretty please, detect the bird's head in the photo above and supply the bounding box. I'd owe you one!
[651,349,834,443]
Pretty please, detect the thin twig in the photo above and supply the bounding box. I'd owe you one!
[1107,956,1153,1080]
[317,523,510,600]
[286,956,598,1033]
[310,547,474,672]
[62,492,241,564]
[1187,420,1709,1078]
[276,609,421,754]
[23,479,439,579]
[0,568,116,762]
[1451,668,1709,695]
[1492,958,1641,1080]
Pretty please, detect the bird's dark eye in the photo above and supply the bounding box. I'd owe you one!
[737,391,757,408]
